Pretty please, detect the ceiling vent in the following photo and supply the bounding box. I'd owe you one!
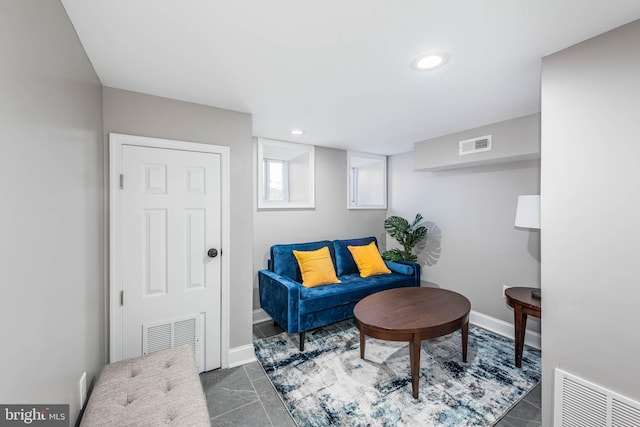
[459,135,492,156]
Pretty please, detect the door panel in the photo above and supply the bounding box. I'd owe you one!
[119,144,221,371]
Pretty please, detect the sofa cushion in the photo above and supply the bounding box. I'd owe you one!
[293,247,342,287]
[271,240,334,282]
[333,236,377,276]
[298,272,417,314]
[347,241,391,277]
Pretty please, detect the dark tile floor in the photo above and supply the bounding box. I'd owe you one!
[199,322,295,426]
[200,321,542,426]
[199,361,295,426]
[494,382,542,427]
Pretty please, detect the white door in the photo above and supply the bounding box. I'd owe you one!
[111,135,226,372]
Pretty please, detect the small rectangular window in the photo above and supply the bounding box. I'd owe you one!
[257,138,315,209]
[347,151,387,209]
[264,158,289,202]
[350,167,358,204]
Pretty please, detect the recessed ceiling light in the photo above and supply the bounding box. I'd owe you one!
[290,129,304,135]
[411,52,450,71]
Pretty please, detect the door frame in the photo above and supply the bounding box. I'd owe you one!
[109,133,231,370]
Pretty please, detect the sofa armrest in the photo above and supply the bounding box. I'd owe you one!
[258,270,302,334]
[384,260,421,286]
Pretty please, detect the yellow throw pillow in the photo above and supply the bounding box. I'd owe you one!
[293,246,342,288]
[348,241,392,278]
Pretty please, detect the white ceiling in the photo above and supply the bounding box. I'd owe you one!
[61,1,640,155]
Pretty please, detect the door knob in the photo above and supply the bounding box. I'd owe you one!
[207,248,219,258]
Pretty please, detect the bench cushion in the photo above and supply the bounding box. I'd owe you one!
[81,346,209,427]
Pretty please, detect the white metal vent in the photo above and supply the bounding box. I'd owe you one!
[142,314,204,371]
[174,317,197,347]
[613,400,640,426]
[146,323,172,354]
[555,368,640,427]
[459,134,492,155]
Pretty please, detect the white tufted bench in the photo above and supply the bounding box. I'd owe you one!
[80,345,210,427]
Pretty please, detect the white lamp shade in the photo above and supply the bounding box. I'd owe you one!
[515,195,540,229]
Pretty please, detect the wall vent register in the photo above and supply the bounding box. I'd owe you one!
[142,314,205,371]
[459,135,492,155]
[554,368,640,426]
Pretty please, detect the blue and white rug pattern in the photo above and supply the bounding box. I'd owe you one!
[254,320,541,427]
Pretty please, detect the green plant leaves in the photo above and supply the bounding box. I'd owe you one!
[381,249,404,262]
[382,214,427,262]
[384,216,410,239]
[411,213,424,228]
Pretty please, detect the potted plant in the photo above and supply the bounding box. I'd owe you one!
[382,214,428,262]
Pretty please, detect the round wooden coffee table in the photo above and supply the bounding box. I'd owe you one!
[354,287,471,399]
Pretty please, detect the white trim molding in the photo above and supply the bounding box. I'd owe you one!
[228,344,257,368]
[469,310,541,350]
[109,133,231,372]
[253,308,272,324]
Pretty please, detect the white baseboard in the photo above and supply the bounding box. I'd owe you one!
[228,344,256,368]
[469,310,541,350]
[225,309,271,369]
[253,308,540,350]
[253,308,272,324]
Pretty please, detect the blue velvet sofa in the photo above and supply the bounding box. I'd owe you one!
[258,236,421,350]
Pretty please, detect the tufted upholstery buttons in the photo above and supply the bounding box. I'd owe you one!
[123,394,135,407]
[81,346,209,426]
[165,410,177,424]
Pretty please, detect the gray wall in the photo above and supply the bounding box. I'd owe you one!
[254,147,387,308]
[414,114,540,171]
[103,87,254,349]
[0,1,104,423]
[541,19,640,425]
[389,149,540,329]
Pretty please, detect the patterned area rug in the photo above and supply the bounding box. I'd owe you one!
[254,320,541,427]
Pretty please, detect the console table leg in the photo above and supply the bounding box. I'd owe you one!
[409,333,421,399]
[461,321,468,363]
[514,305,527,368]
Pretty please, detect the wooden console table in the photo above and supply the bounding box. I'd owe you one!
[505,287,541,368]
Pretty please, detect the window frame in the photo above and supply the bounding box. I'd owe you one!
[263,157,290,202]
[347,151,387,210]
[257,138,315,209]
